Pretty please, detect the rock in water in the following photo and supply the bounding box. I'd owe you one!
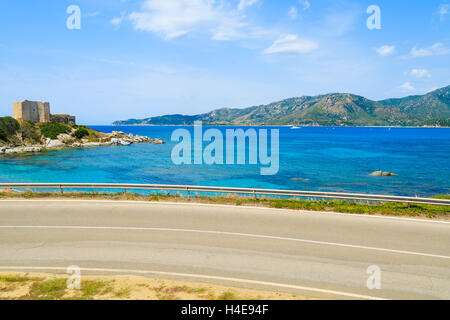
[370,171,397,176]
[25,147,42,153]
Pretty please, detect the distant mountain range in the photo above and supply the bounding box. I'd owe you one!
[113,85,450,127]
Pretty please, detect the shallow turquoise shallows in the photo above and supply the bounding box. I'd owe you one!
[0,126,449,197]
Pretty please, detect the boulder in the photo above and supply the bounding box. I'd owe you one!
[370,171,397,176]
[14,147,25,153]
[45,139,65,148]
[82,142,101,147]
[111,131,125,138]
[57,133,75,144]
[2,147,25,153]
[25,147,42,153]
[151,138,165,144]
[110,138,132,146]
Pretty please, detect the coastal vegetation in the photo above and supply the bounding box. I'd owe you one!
[422,118,450,127]
[0,272,303,300]
[0,117,164,154]
[39,122,71,139]
[73,127,89,139]
[0,117,20,140]
[113,85,450,127]
[0,191,448,219]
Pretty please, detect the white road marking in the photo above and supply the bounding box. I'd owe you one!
[1,199,449,224]
[0,265,385,300]
[1,225,449,260]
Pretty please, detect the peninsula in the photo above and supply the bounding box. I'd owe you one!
[0,100,164,155]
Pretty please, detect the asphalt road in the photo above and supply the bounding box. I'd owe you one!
[0,200,449,299]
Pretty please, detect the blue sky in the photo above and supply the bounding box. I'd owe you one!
[0,0,449,124]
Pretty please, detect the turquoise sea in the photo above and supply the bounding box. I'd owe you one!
[0,126,449,197]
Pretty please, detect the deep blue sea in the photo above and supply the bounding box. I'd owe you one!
[0,126,449,197]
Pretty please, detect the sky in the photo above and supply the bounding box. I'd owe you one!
[0,0,449,124]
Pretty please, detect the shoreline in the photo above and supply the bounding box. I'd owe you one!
[107,124,450,128]
[0,130,165,155]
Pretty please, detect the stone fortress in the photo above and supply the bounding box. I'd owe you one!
[13,100,76,125]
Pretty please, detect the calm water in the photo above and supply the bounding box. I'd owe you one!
[0,126,449,197]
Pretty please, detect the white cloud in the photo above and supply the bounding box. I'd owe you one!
[410,42,450,57]
[302,0,311,10]
[111,17,122,25]
[263,34,319,55]
[111,16,123,26]
[439,4,450,21]
[408,69,431,78]
[288,6,298,20]
[129,0,221,39]
[111,12,127,26]
[375,45,395,56]
[238,0,259,11]
[128,0,270,41]
[399,82,415,91]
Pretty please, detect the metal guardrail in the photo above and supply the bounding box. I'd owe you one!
[0,183,449,206]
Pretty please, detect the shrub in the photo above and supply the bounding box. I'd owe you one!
[39,122,70,139]
[0,117,20,137]
[20,121,40,143]
[0,127,7,141]
[421,118,450,127]
[74,127,89,139]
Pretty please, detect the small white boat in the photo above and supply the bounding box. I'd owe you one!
[291,126,301,129]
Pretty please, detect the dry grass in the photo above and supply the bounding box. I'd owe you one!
[0,272,311,300]
[0,190,448,219]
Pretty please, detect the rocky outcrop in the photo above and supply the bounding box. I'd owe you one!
[370,171,397,176]
[110,138,132,146]
[0,130,164,155]
[56,134,75,144]
[45,138,65,148]
[108,131,165,146]
[0,146,42,154]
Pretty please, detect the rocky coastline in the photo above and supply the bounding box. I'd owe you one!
[0,131,165,155]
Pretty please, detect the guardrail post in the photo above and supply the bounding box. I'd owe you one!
[124,188,127,194]
[187,187,190,200]
[253,190,256,200]
[60,185,64,194]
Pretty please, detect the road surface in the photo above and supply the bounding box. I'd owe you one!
[0,200,449,299]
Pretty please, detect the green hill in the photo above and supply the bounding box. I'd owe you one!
[113,85,450,127]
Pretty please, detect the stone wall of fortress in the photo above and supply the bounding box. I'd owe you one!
[51,114,76,125]
[13,100,75,124]
[13,100,50,123]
